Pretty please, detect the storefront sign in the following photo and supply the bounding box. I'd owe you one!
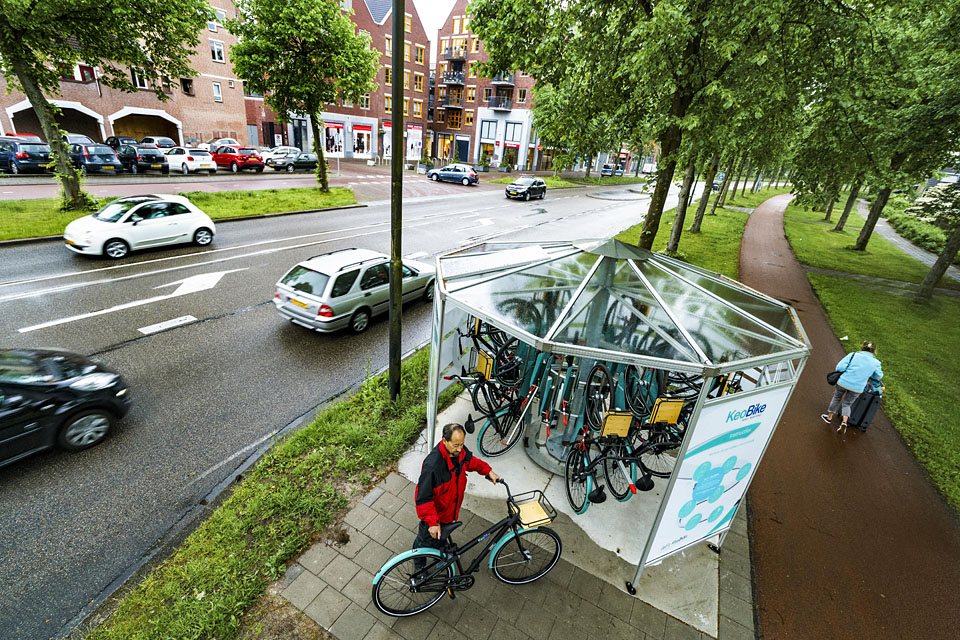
[504,142,520,148]
[644,383,792,565]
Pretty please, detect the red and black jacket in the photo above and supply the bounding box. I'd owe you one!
[415,442,491,526]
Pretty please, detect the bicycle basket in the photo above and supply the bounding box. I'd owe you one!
[600,410,633,437]
[509,490,557,528]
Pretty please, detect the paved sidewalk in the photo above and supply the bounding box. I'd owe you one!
[280,471,755,640]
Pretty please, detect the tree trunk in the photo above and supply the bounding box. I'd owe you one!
[585,155,593,179]
[634,152,641,176]
[689,152,719,233]
[751,166,762,193]
[10,56,83,209]
[740,162,752,197]
[834,180,862,232]
[667,160,696,253]
[712,163,733,214]
[310,115,329,191]
[823,180,841,221]
[718,156,739,208]
[916,223,960,303]
[854,187,891,250]
[638,130,682,250]
[729,157,746,202]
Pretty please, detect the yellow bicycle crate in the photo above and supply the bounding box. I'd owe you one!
[600,410,633,437]
[509,490,557,528]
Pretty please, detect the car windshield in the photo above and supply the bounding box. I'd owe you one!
[280,266,330,296]
[89,145,114,155]
[514,178,534,185]
[21,144,50,153]
[94,199,150,222]
[0,352,52,384]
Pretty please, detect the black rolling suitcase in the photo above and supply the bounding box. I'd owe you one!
[849,391,881,431]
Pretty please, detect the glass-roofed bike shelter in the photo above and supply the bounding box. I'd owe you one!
[424,239,811,592]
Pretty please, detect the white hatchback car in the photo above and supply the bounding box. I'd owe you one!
[166,147,218,174]
[64,195,216,259]
[260,146,301,163]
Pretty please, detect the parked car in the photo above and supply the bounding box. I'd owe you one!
[197,137,239,151]
[105,135,139,150]
[261,145,302,163]
[212,145,264,173]
[62,132,96,145]
[140,136,177,149]
[115,144,169,175]
[166,147,217,174]
[63,194,216,259]
[0,136,51,174]
[426,163,478,185]
[504,176,547,201]
[267,151,318,172]
[0,348,132,470]
[67,143,121,175]
[6,132,44,143]
[600,164,624,177]
[273,248,436,334]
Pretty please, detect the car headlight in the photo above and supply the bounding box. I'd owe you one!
[69,372,118,391]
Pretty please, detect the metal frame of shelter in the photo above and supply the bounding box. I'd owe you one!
[424,238,811,590]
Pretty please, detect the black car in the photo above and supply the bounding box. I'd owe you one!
[0,136,51,174]
[267,151,319,172]
[116,144,170,174]
[105,135,139,150]
[504,176,547,200]
[67,143,122,174]
[0,349,131,470]
[140,136,177,149]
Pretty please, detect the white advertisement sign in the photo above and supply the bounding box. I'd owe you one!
[644,384,792,564]
[406,125,423,161]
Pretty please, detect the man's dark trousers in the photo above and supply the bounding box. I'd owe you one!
[413,520,444,571]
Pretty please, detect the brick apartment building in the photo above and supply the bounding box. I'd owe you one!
[429,0,556,170]
[0,0,430,159]
[0,1,247,146]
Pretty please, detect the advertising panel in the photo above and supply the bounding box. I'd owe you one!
[323,121,344,157]
[644,383,793,564]
[382,121,392,159]
[406,124,422,161]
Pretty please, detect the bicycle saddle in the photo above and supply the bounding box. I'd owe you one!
[440,521,462,540]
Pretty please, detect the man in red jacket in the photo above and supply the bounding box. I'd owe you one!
[413,423,500,552]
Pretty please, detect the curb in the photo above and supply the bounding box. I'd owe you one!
[0,203,367,249]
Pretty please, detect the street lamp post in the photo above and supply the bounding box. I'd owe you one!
[388,0,404,402]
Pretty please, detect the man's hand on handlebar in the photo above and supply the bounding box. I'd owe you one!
[487,471,501,484]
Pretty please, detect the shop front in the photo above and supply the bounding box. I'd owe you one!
[501,142,520,168]
[352,123,372,158]
[437,133,453,161]
[322,120,345,157]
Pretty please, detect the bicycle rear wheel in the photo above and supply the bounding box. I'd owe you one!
[493,337,525,386]
[623,365,652,418]
[564,444,591,514]
[602,440,636,501]
[471,379,508,416]
[371,552,454,617]
[639,436,681,478]
[477,406,524,457]
[584,364,612,431]
[491,527,562,584]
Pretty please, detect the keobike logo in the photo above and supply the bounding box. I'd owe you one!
[726,402,766,422]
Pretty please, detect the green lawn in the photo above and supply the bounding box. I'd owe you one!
[486,176,578,187]
[88,348,461,639]
[0,187,356,242]
[570,175,652,186]
[807,274,960,512]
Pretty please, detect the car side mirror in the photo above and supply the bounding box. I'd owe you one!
[130,215,143,225]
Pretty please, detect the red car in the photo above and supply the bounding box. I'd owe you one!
[211,145,264,173]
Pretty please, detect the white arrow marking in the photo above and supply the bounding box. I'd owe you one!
[404,251,428,260]
[456,217,494,232]
[18,269,246,333]
[138,315,198,335]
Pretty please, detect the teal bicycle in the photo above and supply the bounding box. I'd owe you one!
[371,480,561,617]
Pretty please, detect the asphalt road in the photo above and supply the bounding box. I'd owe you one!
[0,181,694,639]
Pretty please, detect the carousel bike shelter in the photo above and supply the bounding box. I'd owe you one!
[424,239,811,591]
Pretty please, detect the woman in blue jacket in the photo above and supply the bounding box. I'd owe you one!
[822,340,883,431]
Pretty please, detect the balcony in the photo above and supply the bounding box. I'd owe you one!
[442,47,467,61]
[490,72,516,86]
[442,95,464,108]
[487,96,512,111]
[441,70,465,85]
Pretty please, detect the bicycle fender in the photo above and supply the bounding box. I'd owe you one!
[487,527,544,569]
[372,548,453,585]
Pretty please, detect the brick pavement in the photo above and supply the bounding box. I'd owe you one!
[281,472,756,639]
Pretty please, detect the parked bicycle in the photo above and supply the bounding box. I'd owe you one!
[371,479,562,617]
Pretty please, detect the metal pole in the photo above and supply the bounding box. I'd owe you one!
[388,0,404,402]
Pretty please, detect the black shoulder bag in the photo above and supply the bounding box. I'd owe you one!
[826,353,855,385]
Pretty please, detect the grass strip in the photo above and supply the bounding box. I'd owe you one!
[88,348,460,640]
[486,176,578,187]
[569,175,652,186]
[807,273,960,512]
[0,187,357,242]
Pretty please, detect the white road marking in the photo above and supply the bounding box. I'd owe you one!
[138,315,197,335]
[457,217,494,232]
[18,269,245,333]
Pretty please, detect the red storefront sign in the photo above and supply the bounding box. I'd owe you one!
[324,121,344,129]
[353,124,372,132]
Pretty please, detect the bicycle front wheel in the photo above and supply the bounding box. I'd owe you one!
[477,406,524,457]
[564,444,591,514]
[603,440,636,501]
[491,527,562,584]
[584,364,612,431]
[371,552,454,617]
[639,437,681,478]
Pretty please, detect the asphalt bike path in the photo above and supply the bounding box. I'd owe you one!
[739,194,960,639]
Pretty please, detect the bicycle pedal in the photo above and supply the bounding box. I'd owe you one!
[447,587,456,599]
[588,486,607,504]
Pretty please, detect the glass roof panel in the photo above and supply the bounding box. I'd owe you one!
[440,243,578,290]
[656,259,803,343]
[634,260,797,361]
[449,251,597,338]
[550,258,700,362]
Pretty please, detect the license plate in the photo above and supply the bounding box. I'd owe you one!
[65,238,76,247]
[289,298,308,309]
[103,165,113,169]
[151,164,161,168]
[509,191,517,195]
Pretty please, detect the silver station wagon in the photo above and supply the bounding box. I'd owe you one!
[273,248,436,333]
